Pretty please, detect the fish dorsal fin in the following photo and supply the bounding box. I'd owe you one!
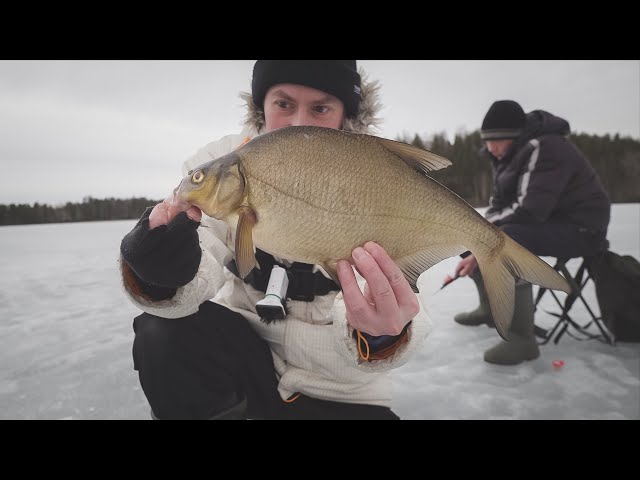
[235,206,257,278]
[378,138,452,175]
[397,244,467,292]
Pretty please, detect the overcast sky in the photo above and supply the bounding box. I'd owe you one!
[1,60,638,205]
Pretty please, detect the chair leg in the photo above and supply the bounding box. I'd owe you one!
[553,262,613,345]
[535,258,614,346]
[574,273,614,345]
[534,286,553,344]
[534,258,566,344]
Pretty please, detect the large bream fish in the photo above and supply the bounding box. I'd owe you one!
[171,126,570,339]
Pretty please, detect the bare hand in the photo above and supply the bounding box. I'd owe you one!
[452,254,478,278]
[337,241,419,336]
[148,198,202,230]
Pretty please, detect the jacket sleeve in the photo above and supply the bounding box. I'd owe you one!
[484,178,506,221]
[118,132,250,318]
[331,278,432,372]
[486,138,573,226]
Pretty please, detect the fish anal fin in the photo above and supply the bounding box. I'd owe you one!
[396,245,467,292]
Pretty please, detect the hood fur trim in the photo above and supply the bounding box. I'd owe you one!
[239,66,383,135]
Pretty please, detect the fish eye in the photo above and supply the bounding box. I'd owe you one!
[192,170,204,184]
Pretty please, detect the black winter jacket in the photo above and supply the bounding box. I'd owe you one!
[484,110,610,233]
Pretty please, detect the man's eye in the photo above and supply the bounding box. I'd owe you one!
[313,106,330,114]
[276,100,291,109]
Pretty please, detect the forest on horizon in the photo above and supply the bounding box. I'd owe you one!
[1,130,638,226]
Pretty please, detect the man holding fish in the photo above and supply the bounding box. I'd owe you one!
[119,62,571,419]
[119,60,431,419]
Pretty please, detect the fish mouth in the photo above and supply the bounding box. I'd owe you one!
[172,178,184,196]
[167,177,192,213]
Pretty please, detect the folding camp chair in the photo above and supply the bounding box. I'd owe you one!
[533,255,614,345]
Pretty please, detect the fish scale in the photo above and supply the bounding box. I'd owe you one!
[173,125,571,340]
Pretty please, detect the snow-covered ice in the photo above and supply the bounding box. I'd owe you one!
[0,204,638,419]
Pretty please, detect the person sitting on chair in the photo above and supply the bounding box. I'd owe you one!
[447,100,611,365]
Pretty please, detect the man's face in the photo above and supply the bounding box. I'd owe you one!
[485,139,514,160]
[263,83,346,132]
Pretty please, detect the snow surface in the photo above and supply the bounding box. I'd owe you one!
[0,204,638,419]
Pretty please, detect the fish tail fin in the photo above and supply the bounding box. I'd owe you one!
[475,234,571,340]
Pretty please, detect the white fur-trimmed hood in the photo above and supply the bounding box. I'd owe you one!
[239,66,383,135]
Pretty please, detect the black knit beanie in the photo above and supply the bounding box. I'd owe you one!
[480,100,526,140]
[251,60,362,118]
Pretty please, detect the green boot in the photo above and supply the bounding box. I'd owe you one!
[484,280,540,365]
[454,271,495,327]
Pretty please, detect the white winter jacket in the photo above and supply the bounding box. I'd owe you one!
[119,69,432,407]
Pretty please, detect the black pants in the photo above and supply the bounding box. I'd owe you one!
[132,301,399,420]
[500,222,607,259]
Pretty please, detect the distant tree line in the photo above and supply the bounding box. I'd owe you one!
[0,197,160,226]
[397,130,640,207]
[1,131,638,226]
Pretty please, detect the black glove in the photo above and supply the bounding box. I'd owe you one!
[120,206,202,298]
[354,321,412,353]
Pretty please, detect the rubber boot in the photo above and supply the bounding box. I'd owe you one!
[483,281,540,365]
[454,270,495,327]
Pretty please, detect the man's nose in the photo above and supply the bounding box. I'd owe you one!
[290,109,314,127]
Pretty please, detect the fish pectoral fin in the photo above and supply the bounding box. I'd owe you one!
[235,206,257,279]
[378,137,452,174]
[321,260,341,288]
[397,245,467,292]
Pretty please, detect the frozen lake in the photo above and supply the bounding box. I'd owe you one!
[1,204,638,419]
